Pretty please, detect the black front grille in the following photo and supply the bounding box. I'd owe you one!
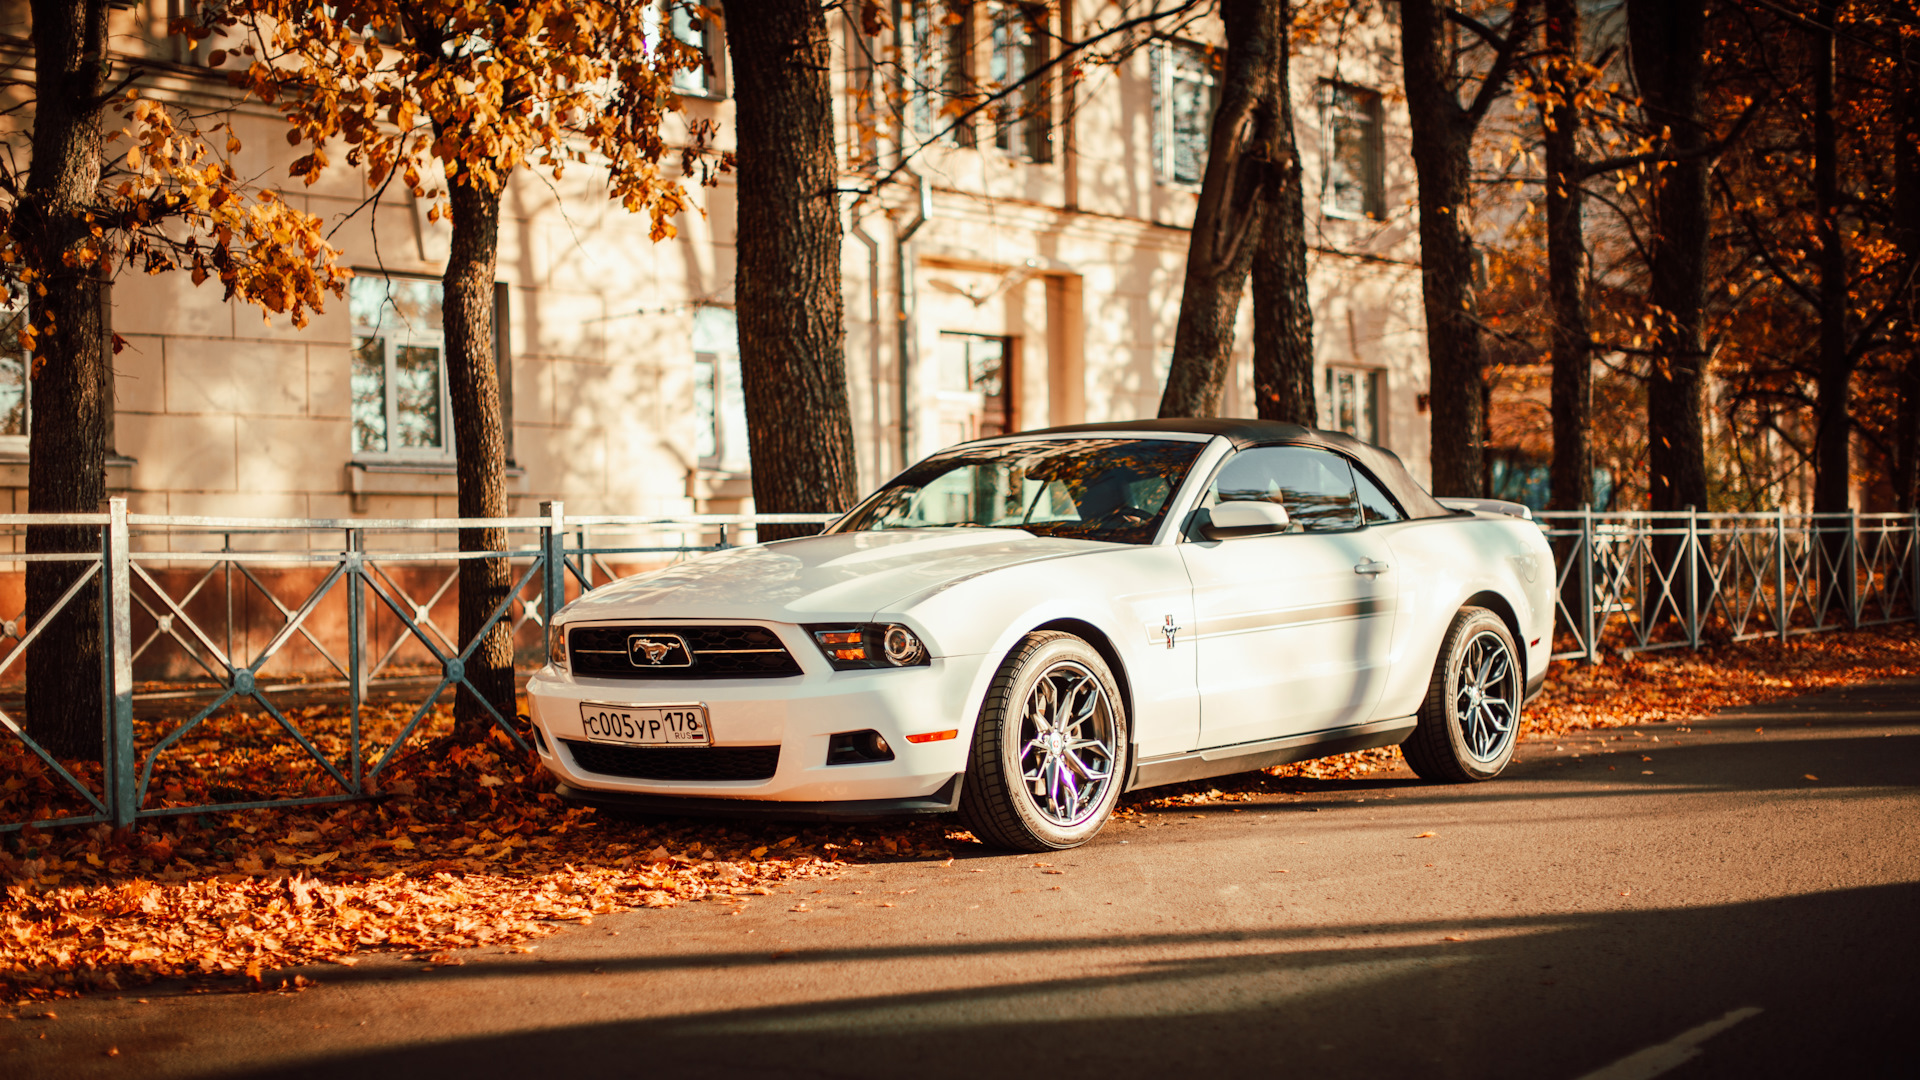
[561,740,781,781]
[568,624,802,679]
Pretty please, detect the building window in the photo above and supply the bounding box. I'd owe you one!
[350,275,450,457]
[1322,366,1381,445]
[937,332,1013,439]
[0,303,27,449]
[906,1,977,147]
[693,307,749,472]
[989,3,1050,162]
[1323,83,1385,218]
[667,1,717,97]
[163,1,219,65]
[1152,39,1215,186]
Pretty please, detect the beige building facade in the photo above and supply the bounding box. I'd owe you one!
[3,1,1429,523]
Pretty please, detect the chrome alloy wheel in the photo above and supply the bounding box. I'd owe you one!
[1455,630,1520,762]
[1016,659,1119,827]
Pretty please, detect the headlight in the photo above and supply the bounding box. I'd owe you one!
[549,622,569,669]
[804,623,930,670]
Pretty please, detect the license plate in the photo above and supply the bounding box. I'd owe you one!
[578,702,711,746]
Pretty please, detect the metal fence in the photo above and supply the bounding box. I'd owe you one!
[1536,510,1920,663]
[0,501,835,833]
[7,503,1915,833]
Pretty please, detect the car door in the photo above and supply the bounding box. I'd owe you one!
[1178,445,1398,749]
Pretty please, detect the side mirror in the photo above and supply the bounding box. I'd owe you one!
[1200,500,1291,539]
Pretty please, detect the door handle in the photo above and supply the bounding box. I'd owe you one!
[1354,559,1390,575]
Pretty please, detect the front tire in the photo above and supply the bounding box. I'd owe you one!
[958,632,1127,852]
[1401,607,1523,782]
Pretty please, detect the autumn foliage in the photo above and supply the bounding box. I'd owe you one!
[0,81,348,335]
[190,0,727,235]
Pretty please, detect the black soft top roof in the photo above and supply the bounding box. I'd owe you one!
[1020,417,1455,520]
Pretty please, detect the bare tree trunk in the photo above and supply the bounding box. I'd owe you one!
[1399,0,1532,497]
[1159,0,1284,419]
[1251,1,1316,428]
[725,0,858,538]
[21,0,111,760]
[1810,0,1852,520]
[1896,1,1920,512]
[1544,0,1593,512]
[1628,0,1711,513]
[442,169,515,743]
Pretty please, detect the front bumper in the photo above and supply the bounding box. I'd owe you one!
[554,775,963,822]
[525,647,989,806]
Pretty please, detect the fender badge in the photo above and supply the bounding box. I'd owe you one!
[1162,614,1181,650]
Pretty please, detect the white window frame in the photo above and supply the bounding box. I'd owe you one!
[906,0,977,148]
[349,273,455,463]
[0,300,28,454]
[1321,365,1383,446]
[1152,38,1216,188]
[692,306,748,473]
[1321,81,1386,220]
[989,1,1051,163]
[645,1,725,100]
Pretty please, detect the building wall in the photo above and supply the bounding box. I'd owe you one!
[5,1,1431,530]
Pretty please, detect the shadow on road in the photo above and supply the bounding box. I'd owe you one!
[1150,728,1920,821]
[185,881,1919,1080]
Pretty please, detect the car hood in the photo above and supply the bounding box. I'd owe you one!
[557,528,1108,624]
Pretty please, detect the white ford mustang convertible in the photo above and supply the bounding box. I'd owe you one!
[527,419,1554,851]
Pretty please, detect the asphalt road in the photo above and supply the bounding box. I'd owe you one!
[10,679,1920,1079]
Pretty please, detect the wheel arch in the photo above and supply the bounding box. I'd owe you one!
[1461,589,1526,683]
[1031,617,1139,776]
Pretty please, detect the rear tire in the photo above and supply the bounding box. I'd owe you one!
[958,632,1127,852]
[1401,607,1522,782]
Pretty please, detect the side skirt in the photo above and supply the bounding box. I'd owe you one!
[1126,716,1418,792]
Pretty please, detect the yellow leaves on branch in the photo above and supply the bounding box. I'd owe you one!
[95,97,350,327]
[205,0,726,237]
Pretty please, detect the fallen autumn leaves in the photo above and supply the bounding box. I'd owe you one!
[1,711,965,1004]
[5,624,1916,1004]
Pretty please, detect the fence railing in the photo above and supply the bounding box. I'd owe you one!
[0,501,836,833]
[1535,510,1920,663]
[8,503,1915,833]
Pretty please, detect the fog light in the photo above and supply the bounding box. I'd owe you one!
[827,729,896,765]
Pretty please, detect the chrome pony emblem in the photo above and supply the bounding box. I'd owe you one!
[1162,614,1181,650]
[627,634,692,667]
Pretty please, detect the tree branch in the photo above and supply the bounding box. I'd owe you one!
[1579,97,1765,178]
[1462,0,1539,132]
[1721,173,1822,311]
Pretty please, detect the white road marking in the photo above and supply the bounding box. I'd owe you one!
[1575,1007,1764,1080]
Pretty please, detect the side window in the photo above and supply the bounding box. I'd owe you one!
[1353,464,1405,524]
[1206,446,1361,532]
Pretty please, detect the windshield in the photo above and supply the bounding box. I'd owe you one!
[831,437,1206,545]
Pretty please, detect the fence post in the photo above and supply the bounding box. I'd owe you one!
[345,527,364,791]
[1776,508,1789,643]
[1581,507,1598,664]
[1847,508,1861,629]
[1685,506,1700,650]
[105,498,135,829]
[1911,509,1920,625]
[541,501,565,663]
[717,523,730,550]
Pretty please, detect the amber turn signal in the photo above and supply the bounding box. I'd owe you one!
[904,729,958,744]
